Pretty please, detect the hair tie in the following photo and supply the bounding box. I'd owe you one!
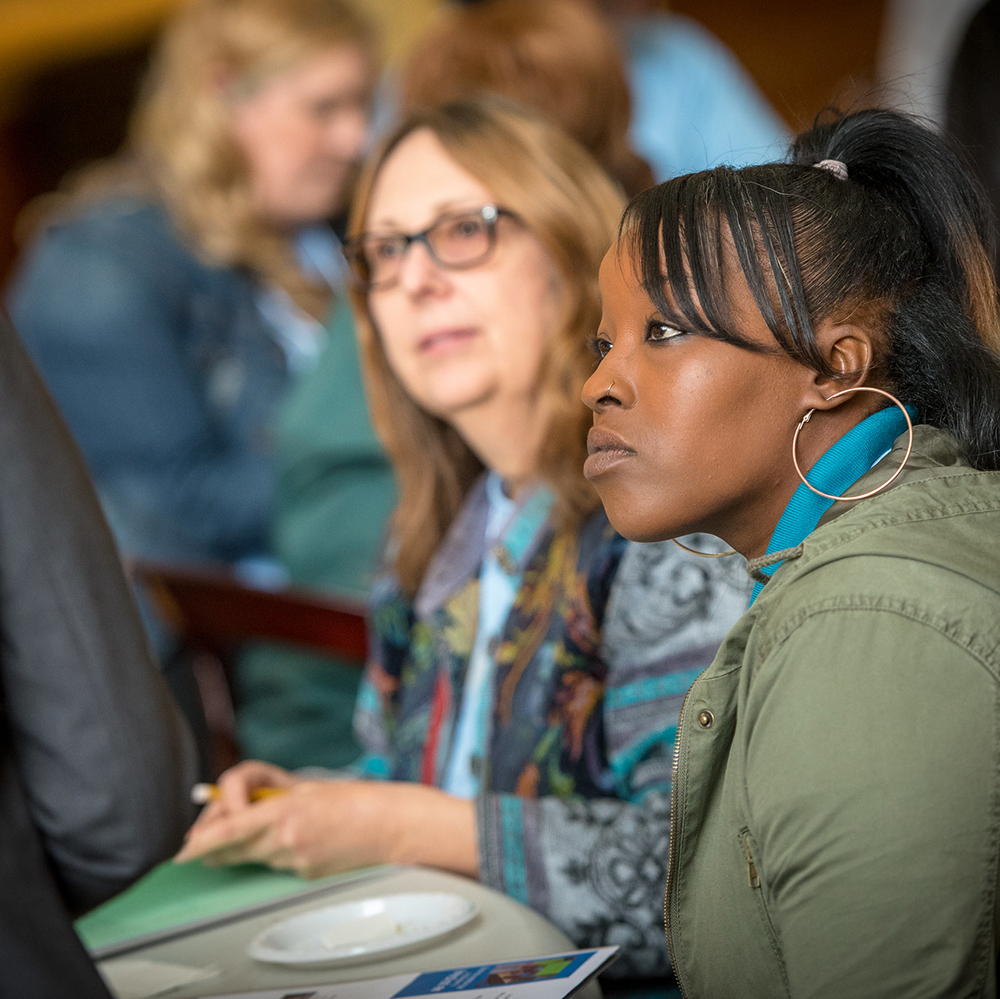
[813,159,848,181]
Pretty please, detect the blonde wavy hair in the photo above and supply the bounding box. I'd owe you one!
[348,99,625,595]
[72,0,374,318]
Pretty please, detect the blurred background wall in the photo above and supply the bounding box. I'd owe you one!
[0,0,984,285]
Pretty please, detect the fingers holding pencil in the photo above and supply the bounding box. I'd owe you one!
[185,759,299,834]
[190,782,286,805]
[177,793,285,865]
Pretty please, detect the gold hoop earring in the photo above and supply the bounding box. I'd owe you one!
[792,386,913,502]
[672,537,737,558]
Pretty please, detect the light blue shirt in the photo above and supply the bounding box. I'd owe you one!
[442,472,519,799]
[623,14,790,181]
[255,225,347,375]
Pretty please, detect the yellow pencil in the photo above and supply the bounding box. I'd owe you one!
[190,782,286,805]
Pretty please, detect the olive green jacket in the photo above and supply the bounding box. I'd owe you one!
[666,426,1000,998]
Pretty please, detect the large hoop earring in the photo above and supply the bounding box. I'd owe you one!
[792,386,913,502]
[672,538,737,558]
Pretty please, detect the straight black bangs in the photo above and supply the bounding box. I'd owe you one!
[613,107,1000,470]
[619,166,831,372]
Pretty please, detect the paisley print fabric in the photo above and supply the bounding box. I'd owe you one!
[354,480,750,976]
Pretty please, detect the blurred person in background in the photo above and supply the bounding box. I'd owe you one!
[178,98,751,985]
[235,289,396,771]
[399,0,654,196]
[449,0,787,181]
[5,0,375,577]
[592,0,790,178]
[250,0,783,775]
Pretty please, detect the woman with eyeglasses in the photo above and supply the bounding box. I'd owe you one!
[179,98,750,979]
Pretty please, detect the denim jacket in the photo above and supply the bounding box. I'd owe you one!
[6,197,288,563]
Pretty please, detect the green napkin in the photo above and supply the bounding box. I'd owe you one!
[76,860,387,958]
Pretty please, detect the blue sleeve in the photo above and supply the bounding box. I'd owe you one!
[7,209,278,561]
[625,14,791,181]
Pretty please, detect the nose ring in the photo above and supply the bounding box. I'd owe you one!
[606,379,616,394]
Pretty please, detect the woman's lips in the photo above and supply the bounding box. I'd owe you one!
[584,426,637,479]
[417,327,478,354]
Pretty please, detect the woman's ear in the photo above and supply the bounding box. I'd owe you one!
[804,322,875,411]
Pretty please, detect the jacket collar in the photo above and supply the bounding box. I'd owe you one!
[815,423,969,529]
[749,405,914,601]
[747,425,973,592]
[414,475,555,617]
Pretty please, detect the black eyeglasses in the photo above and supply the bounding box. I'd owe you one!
[345,204,518,290]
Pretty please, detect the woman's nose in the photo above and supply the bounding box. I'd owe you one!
[328,107,368,163]
[582,359,624,413]
[397,239,447,297]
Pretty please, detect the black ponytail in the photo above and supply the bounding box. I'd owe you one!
[620,108,1000,470]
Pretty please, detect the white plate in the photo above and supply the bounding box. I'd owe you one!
[247,892,478,967]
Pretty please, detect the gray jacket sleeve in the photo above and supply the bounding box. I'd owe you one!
[0,310,198,915]
[476,540,752,978]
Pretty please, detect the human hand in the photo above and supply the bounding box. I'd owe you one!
[175,779,477,879]
[187,759,300,829]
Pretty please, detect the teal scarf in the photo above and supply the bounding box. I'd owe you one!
[750,405,916,604]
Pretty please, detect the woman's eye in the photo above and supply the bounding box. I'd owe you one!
[646,323,685,342]
[448,218,485,240]
[589,335,613,359]
[370,239,402,261]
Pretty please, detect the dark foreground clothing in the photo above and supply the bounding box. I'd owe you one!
[0,311,197,995]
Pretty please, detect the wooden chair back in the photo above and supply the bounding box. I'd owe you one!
[129,559,369,777]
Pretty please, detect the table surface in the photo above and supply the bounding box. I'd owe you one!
[98,865,603,999]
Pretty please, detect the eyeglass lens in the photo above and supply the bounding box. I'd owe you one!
[355,207,499,287]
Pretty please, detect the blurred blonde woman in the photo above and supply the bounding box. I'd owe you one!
[8,0,374,569]
[180,99,750,979]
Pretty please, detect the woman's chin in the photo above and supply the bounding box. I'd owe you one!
[599,504,678,544]
[420,384,497,422]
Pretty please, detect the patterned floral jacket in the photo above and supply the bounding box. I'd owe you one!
[354,477,751,976]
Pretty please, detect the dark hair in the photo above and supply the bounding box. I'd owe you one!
[620,107,1000,470]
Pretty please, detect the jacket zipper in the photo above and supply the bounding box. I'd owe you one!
[664,683,693,999]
